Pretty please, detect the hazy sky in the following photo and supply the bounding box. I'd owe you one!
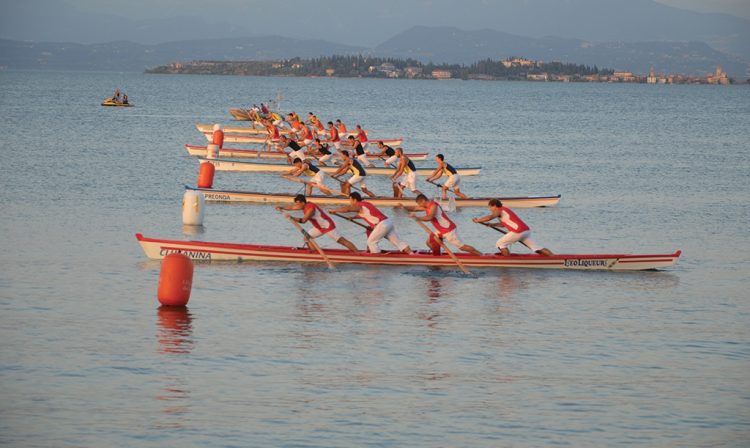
[61,0,750,21]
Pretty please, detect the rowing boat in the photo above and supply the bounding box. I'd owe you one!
[184,144,429,161]
[135,234,681,271]
[197,123,361,139]
[187,186,560,208]
[201,131,403,147]
[199,157,481,176]
[229,108,251,120]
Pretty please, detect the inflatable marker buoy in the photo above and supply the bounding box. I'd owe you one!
[182,189,205,226]
[197,161,215,189]
[157,253,193,307]
[212,124,224,148]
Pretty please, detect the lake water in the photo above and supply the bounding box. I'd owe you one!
[0,70,748,446]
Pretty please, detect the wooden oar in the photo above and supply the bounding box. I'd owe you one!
[411,218,471,275]
[281,175,341,197]
[279,210,335,269]
[476,221,532,250]
[330,211,370,230]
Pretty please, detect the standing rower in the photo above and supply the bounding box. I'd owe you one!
[335,119,347,136]
[326,121,343,157]
[296,122,315,150]
[276,195,357,252]
[330,192,411,254]
[283,158,331,196]
[406,194,481,255]
[473,199,554,256]
[426,153,467,199]
[391,147,422,198]
[331,150,376,197]
[355,124,369,151]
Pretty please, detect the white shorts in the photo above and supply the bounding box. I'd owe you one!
[288,149,305,161]
[436,229,465,249]
[302,138,313,147]
[496,230,542,251]
[348,175,367,189]
[356,153,372,167]
[308,226,341,241]
[444,174,460,188]
[367,218,409,253]
[311,171,326,186]
[317,154,333,163]
[384,155,398,166]
[332,141,341,150]
[398,171,418,192]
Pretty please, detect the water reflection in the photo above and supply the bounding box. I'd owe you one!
[182,224,205,238]
[154,306,194,430]
[157,306,194,354]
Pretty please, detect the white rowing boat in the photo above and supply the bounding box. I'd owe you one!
[184,144,429,161]
[199,157,481,176]
[186,186,560,208]
[202,131,403,147]
[136,233,681,271]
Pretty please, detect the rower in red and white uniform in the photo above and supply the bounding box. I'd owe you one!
[346,135,373,167]
[407,194,481,255]
[326,121,343,155]
[331,150,376,197]
[355,124,369,150]
[283,157,331,196]
[297,123,315,150]
[473,199,554,256]
[335,119,347,136]
[391,147,422,198]
[276,195,357,252]
[425,153,467,200]
[330,192,411,254]
[264,119,281,151]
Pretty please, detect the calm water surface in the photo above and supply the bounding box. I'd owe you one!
[0,71,749,446]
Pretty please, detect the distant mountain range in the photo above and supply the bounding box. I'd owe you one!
[2,26,748,78]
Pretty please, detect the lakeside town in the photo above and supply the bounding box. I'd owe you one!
[147,55,740,84]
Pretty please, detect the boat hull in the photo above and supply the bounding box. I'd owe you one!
[202,131,403,146]
[188,186,560,208]
[197,123,359,138]
[199,157,480,176]
[185,144,428,161]
[135,234,681,271]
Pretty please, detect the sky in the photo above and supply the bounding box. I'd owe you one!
[59,0,750,21]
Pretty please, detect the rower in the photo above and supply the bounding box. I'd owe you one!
[283,158,330,196]
[276,195,357,252]
[346,135,373,167]
[264,118,281,150]
[279,135,306,164]
[355,124,369,151]
[326,121,343,155]
[373,141,397,167]
[297,122,315,150]
[426,153,467,199]
[405,194,481,255]
[307,112,325,133]
[472,199,554,256]
[329,192,411,254]
[331,150,376,197]
[335,119,347,135]
[311,138,334,166]
[391,147,422,198]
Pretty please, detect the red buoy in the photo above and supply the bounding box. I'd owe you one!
[157,253,194,306]
[212,128,224,148]
[197,161,215,188]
